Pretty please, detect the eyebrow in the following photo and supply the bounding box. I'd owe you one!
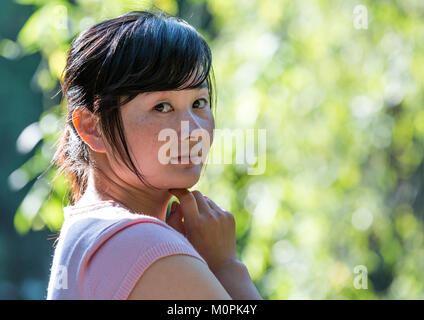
[143,81,208,97]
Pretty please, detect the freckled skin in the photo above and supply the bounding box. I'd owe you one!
[75,84,215,221]
[115,86,215,189]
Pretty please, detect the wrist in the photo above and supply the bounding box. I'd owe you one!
[210,258,263,300]
[210,257,244,275]
[209,256,242,273]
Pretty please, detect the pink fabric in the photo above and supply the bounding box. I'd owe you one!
[46,200,207,300]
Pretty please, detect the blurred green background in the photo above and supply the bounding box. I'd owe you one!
[1,0,424,299]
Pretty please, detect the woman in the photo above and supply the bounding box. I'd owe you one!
[47,9,262,300]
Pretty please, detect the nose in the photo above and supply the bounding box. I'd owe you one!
[178,110,203,142]
[174,111,209,159]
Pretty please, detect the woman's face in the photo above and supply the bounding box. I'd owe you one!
[106,82,214,190]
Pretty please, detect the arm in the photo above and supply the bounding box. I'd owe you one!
[128,254,232,300]
[167,189,263,300]
[211,259,263,300]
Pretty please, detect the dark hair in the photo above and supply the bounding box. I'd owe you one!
[51,9,216,205]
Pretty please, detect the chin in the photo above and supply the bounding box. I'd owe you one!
[169,173,201,189]
[172,178,200,189]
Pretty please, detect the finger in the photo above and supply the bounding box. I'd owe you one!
[205,197,234,228]
[166,202,185,235]
[204,196,225,212]
[166,201,177,223]
[168,188,200,227]
[191,190,212,214]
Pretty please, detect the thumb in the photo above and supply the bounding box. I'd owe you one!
[168,188,199,230]
[166,201,185,236]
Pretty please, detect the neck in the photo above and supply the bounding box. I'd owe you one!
[77,169,172,223]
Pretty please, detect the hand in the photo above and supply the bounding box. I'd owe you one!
[166,200,186,236]
[166,188,239,273]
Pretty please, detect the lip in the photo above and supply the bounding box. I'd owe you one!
[171,155,202,163]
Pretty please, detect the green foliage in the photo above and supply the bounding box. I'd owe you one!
[11,0,424,299]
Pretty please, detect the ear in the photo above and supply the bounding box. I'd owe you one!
[72,108,106,153]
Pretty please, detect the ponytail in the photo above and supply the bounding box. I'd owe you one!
[51,121,90,205]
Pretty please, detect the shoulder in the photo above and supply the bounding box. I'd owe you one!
[85,219,209,299]
[128,254,232,300]
[96,219,204,263]
[108,218,187,245]
[63,205,188,254]
[95,219,208,269]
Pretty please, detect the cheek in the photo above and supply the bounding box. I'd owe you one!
[129,123,161,166]
[118,113,158,167]
[203,116,215,147]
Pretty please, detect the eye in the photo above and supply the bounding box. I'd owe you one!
[153,102,173,113]
[153,98,209,113]
[193,98,209,109]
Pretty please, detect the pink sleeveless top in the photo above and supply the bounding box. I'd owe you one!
[46,200,207,299]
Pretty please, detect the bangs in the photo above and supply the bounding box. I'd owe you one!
[93,11,213,107]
